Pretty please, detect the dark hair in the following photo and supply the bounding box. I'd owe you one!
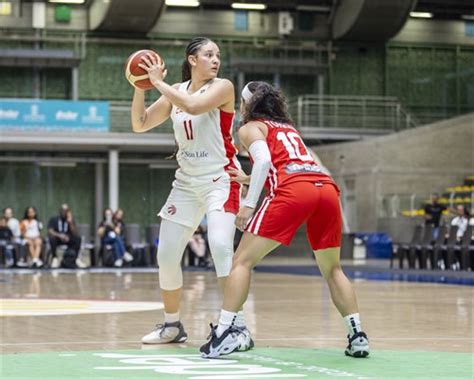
[462,206,470,218]
[242,81,293,125]
[102,208,113,221]
[113,208,124,221]
[23,206,38,220]
[181,36,213,82]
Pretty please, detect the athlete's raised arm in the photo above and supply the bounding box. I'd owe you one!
[131,83,178,133]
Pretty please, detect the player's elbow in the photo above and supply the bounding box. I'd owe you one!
[131,108,154,133]
[131,123,147,133]
[131,116,149,133]
[181,99,203,115]
[182,105,199,115]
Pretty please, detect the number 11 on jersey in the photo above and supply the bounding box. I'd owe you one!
[183,120,194,140]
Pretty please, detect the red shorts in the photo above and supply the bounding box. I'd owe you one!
[246,180,342,250]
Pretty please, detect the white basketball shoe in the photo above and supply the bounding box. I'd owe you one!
[142,321,188,344]
[345,331,370,358]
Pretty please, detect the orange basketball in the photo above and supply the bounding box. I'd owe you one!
[124,49,162,90]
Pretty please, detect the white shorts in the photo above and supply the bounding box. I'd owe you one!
[159,174,240,228]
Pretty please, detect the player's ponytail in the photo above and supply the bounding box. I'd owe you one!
[181,60,191,82]
[182,36,213,82]
[241,81,293,125]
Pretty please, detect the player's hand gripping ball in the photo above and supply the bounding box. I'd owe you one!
[125,50,166,90]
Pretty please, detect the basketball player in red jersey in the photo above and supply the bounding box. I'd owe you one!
[200,81,369,358]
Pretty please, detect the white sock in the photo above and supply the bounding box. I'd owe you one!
[235,310,246,328]
[216,309,237,337]
[343,313,361,337]
[164,311,180,324]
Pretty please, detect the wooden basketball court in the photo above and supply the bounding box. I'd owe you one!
[1,265,472,378]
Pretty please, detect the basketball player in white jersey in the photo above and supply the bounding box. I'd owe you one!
[131,37,253,350]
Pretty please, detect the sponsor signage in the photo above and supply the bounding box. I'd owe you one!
[0,99,109,132]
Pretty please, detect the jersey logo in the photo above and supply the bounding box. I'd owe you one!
[167,204,177,215]
[212,176,222,183]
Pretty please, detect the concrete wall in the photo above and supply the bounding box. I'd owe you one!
[314,113,474,231]
[0,2,88,30]
[392,19,474,46]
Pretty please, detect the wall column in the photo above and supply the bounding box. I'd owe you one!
[108,149,119,211]
[72,67,79,100]
[318,74,325,127]
[273,72,281,89]
[237,71,245,97]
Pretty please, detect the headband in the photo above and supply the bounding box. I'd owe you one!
[241,82,254,103]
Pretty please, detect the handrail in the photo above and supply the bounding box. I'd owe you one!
[109,102,173,133]
[289,95,419,131]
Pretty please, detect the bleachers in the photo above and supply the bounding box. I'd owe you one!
[388,175,474,272]
[392,224,473,271]
[0,222,159,269]
[401,175,474,218]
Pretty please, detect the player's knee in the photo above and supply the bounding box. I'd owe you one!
[232,251,254,270]
[208,236,232,257]
[157,245,183,276]
[209,238,233,273]
[213,251,233,277]
[317,257,339,277]
[157,251,183,290]
[157,250,176,267]
[323,264,343,282]
[159,270,183,290]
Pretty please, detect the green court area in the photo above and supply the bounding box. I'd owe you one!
[2,348,472,378]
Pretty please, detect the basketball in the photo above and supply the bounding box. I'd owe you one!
[124,49,162,90]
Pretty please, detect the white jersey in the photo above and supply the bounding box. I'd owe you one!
[170,79,241,180]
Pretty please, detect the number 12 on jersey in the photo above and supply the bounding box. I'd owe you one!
[276,131,313,162]
[183,120,194,140]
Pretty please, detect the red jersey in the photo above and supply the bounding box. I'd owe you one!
[254,119,334,193]
[245,119,341,248]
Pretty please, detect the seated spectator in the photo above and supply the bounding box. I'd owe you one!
[20,207,43,268]
[187,225,209,267]
[0,217,15,268]
[47,204,84,268]
[3,208,20,241]
[113,208,126,241]
[3,207,27,267]
[451,205,469,241]
[424,193,446,239]
[67,210,88,268]
[97,208,133,267]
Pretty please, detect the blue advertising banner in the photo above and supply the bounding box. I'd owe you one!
[0,99,109,132]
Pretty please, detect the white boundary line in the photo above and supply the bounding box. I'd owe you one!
[1,337,472,346]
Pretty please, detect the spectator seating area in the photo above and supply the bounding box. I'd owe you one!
[391,224,474,271]
[402,176,474,217]
[0,223,210,270]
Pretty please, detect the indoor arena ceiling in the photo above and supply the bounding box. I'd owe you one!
[414,0,474,19]
[198,0,474,19]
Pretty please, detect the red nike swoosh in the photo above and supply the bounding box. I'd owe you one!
[212,176,221,182]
